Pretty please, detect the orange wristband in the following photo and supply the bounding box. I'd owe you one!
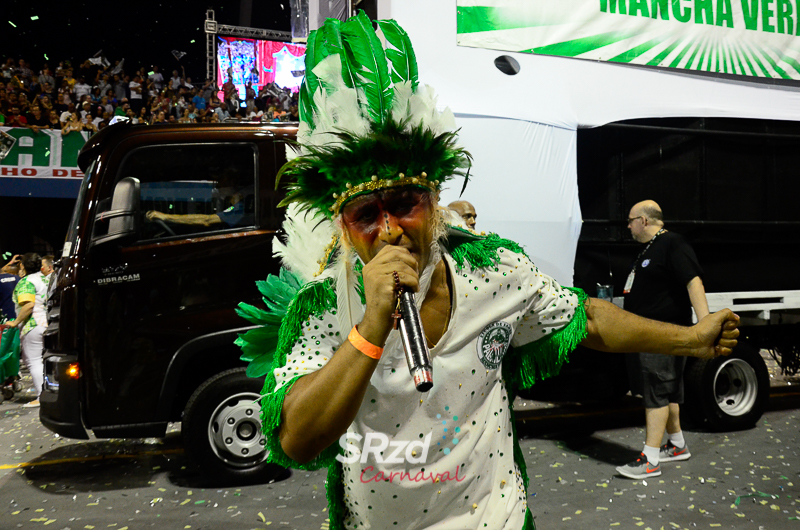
[348,326,383,360]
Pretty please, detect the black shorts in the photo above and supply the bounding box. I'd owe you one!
[626,353,686,408]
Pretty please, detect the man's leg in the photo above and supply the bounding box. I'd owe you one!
[666,403,681,434]
[616,405,666,478]
[660,402,691,461]
[645,405,669,461]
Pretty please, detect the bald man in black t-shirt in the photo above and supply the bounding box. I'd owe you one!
[616,200,710,480]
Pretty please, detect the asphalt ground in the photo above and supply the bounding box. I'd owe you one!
[1,356,799,530]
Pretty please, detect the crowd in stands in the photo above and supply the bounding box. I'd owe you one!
[0,56,300,133]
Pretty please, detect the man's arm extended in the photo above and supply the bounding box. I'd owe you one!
[146,210,222,227]
[687,276,710,321]
[580,298,738,359]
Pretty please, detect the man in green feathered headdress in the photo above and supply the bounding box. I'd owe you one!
[237,11,740,530]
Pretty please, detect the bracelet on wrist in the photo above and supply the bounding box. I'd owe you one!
[348,325,383,360]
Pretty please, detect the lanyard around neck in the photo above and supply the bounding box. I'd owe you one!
[633,228,667,267]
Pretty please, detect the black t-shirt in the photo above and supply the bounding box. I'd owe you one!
[624,231,703,326]
[26,113,49,127]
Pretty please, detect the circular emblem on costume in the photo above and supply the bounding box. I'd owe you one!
[642,259,650,268]
[477,321,512,369]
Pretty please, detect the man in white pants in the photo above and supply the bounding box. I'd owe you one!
[8,253,48,407]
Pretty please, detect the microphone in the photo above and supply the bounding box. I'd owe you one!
[397,291,433,392]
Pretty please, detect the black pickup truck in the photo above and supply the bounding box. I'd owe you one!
[40,122,295,483]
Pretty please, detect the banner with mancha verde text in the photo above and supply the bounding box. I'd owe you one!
[457,0,800,80]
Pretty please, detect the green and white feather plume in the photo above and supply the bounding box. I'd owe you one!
[280,10,471,217]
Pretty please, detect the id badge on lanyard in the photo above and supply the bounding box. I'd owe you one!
[624,228,664,295]
[623,270,635,294]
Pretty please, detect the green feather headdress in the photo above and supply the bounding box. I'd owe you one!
[277,11,472,218]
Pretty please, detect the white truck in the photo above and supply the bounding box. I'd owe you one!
[378,0,800,429]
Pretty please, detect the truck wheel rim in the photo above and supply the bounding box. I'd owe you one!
[207,392,267,468]
[713,358,759,417]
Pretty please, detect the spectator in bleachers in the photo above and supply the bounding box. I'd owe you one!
[16,59,34,81]
[28,75,41,98]
[59,103,76,124]
[6,106,28,127]
[113,74,127,102]
[39,67,55,90]
[129,74,144,112]
[114,100,129,117]
[39,82,56,102]
[96,74,112,97]
[148,65,164,92]
[61,111,84,136]
[73,76,91,100]
[98,96,113,116]
[58,79,73,106]
[63,68,76,91]
[26,106,49,132]
[152,110,167,125]
[47,109,61,130]
[5,92,19,112]
[1,59,15,81]
[38,95,53,116]
[90,86,102,104]
[79,100,92,121]
[191,88,207,111]
[169,70,182,93]
[17,93,30,115]
[83,113,98,135]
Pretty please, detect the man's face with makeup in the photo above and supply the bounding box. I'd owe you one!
[340,187,436,270]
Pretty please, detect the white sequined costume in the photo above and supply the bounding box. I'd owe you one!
[268,239,584,530]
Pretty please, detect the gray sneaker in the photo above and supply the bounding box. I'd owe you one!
[659,441,691,462]
[616,453,661,479]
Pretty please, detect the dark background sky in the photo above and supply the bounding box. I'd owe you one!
[3,1,292,81]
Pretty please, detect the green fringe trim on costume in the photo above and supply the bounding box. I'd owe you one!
[255,278,351,527]
[235,268,304,378]
[502,288,588,392]
[524,508,536,529]
[258,279,340,472]
[326,459,347,530]
[449,232,529,273]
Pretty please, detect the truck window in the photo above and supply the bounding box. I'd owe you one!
[92,143,258,243]
[63,159,96,258]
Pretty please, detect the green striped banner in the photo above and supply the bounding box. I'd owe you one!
[457,1,800,79]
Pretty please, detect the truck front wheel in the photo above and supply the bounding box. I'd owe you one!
[183,368,284,484]
[684,343,770,431]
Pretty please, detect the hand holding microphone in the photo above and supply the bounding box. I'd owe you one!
[359,246,433,392]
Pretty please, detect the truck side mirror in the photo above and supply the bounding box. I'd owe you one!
[92,176,141,246]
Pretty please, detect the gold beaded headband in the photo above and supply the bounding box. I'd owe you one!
[329,172,440,217]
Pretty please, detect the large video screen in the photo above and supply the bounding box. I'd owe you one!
[216,37,306,100]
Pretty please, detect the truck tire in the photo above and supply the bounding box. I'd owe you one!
[183,368,284,484]
[684,343,769,431]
